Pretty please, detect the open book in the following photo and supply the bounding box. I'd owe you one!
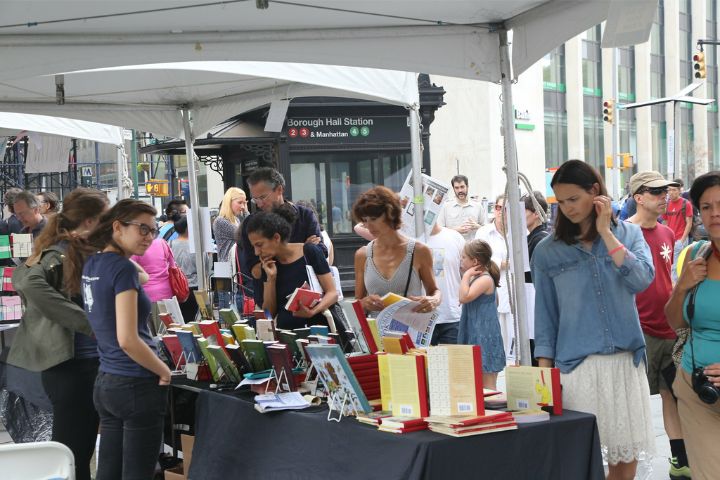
[375,293,439,348]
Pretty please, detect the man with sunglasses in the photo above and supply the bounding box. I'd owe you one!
[627,171,691,479]
[662,179,695,279]
[238,168,326,305]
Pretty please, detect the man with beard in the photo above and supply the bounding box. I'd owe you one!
[627,171,690,479]
[437,175,486,241]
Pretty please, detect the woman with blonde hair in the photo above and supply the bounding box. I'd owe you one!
[214,187,248,262]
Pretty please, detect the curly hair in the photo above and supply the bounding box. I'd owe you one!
[351,186,402,230]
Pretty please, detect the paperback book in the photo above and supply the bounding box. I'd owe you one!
[305,344,372,414]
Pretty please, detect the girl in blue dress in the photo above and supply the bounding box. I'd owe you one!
[458,239,505,390]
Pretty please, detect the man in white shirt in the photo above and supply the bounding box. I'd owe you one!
[426,222,465,345]
[437,175,486,241]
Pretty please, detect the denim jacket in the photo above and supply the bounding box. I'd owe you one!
[531,221,654,373]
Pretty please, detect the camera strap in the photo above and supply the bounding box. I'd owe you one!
[685,240,708,371]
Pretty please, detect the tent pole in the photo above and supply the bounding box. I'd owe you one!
[116,145,125,201]
[409,107,425,240]
[498,29,531,366]
[181,107,208,292]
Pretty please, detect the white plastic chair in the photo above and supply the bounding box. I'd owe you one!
[0,441,75,480]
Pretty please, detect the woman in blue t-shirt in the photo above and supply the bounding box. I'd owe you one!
[8,187,108,480]
[245,204,338,330]
[82,199,172,480]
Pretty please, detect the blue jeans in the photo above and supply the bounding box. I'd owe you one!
[431,322,459,345]
[93,372,168,480]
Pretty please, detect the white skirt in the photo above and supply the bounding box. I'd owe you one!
[561,352,655,466]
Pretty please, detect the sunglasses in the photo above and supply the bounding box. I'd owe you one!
[638,187,668,196]
[121,221,158,238]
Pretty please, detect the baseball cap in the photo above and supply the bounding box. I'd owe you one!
[629,171,679,195]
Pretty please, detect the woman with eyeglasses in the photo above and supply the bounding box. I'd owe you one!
[532,160,655,479]
[82,199,172,480]
[8,187,108,480]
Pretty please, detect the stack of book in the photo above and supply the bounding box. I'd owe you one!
[424,411,517,437]
[347,354,381,407]
[356,410,392,426]
[377,416,428,434]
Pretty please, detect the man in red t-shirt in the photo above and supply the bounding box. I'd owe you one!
[662,179,694,282]
[628,171,690,478]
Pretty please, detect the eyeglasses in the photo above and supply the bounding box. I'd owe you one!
[638,187,668,196]
[251,191,273,205]
[121,221,158,238]
[494,204,505,210]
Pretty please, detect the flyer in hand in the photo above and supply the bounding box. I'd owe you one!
[375,293,438,347]
[398,171,450,240]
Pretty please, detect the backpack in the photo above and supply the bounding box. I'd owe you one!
[162,225,176,242]
[680,199,706,241]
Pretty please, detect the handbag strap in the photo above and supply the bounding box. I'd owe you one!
[403,241,416,297]
[234,243,243,286]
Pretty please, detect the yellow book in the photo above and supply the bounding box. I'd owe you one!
[504,365,562,415]
[366,318,383,352]
[426,345,484,417]
[196,337,221,382]
[380,292,406,308]
[221,332,236,346]
[382,336,405,355]
[378,354,393,411]
[231,324,248,342]
[386,353,429,418]
[182,323,201,335]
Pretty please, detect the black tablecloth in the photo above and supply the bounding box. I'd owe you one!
[189,389,604,480]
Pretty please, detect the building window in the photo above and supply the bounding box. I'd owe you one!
[618,47,636,102]
[543,46,566,92]
[582,26,602,96]
[651,120,668,174]
[583,115,604,172]
[544,110,568,168]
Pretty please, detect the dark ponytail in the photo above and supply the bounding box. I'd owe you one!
[26,188,109,295]
[464,239,500,287]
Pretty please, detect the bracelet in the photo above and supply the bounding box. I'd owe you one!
[608,245,625,256]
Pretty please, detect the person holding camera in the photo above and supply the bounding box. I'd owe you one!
[665,171,720,480]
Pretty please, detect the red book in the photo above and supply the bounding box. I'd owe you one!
[379,424,428,434]
[198,320,228,354]
[350,301,379,353]
[161,335,185,368]
[284,288,321,312]
[380,416,428,428]
[159,313,174,328]
[416,355,430,418]
[346,354,379,366]
[266,345,298,392]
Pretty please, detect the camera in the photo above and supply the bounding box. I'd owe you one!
[691,367,720,404]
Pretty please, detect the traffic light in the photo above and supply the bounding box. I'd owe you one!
[694,52,706,79]
[603,100,614,124]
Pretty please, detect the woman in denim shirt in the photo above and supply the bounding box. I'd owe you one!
[532,160,655,480]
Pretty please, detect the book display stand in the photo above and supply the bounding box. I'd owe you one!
[326,388,360,422]
[266,366,292,394]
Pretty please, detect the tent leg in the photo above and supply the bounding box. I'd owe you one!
[498,29,531,366]
[409,108,425,240]
[181,107,208,292]
[116,147,124,201]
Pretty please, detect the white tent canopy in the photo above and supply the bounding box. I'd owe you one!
[0,1,655,83]
[0,112,124,146]
[0,0,658,365]
[0,62,419,139]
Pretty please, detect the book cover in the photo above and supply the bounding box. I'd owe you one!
[382,333,409,355]
[174,329,203,364]
[193,290,213,320]
[239,339,271,372]
[375,296,438,348]
[160,296,185,325]
[230,322,250,342]
[292,327,311,339]
[207,345,242,383]
[225,343,252,375]
[219,308,239,328]
[198,320,226,349]
[378,424,428,434]
[284,288,321,312]
[0,236,10,259]
[341,300,378,353]
[256,319,276,342]
[427,345,485,417]
[196,337,221,382]
[161,335,185,368]
[378,354,392,411]
[309,325,329,336]
[366,318,382,352]
[276,330,302,364]
[266,344,298,392]
[505,366,562,415]
[221,331,236,346]
[305,344,372,414]
[386,353,429,418]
